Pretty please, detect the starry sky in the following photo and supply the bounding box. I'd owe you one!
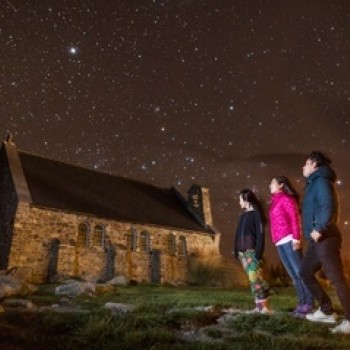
[1,0,350,261]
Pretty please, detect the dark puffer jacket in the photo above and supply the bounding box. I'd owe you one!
[302,165,341,241]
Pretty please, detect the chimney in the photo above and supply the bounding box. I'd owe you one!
[187,184,213,227]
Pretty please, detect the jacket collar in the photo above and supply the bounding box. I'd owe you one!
[271,191,284,200]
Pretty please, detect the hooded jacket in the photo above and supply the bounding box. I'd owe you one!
[302,165,340,241]
[269,192,301,244]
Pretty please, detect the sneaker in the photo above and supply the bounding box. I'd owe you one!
[330,320,350,334]
[260,307,271,314]
[293,304,313,319]
[306,307,337,324]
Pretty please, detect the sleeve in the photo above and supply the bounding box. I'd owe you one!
[254,211,265,260]
[283,196,301,241]
[314,179,335,235]
[233,215,241,258]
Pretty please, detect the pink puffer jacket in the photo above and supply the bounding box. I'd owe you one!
[269,192,301,244]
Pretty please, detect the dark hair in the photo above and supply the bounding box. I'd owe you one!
[239,188,265,219]
[307,151,331,167]
[272,176,299,202]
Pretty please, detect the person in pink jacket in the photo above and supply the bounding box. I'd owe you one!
[269,176,313,318]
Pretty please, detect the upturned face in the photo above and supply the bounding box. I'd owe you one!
[239,195,249,210]
[303,158,317,178]
[269,178,283,194]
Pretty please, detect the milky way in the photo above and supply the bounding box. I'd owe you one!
[1,0,349,258]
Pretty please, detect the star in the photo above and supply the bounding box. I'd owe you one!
[1,0,350,264]
[68,47,79,55]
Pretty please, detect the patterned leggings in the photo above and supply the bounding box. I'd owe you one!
[238,250,269,302]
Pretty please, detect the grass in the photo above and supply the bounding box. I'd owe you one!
[1,285,350,349]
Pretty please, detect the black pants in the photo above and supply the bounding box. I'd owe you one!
[299,236,350,320]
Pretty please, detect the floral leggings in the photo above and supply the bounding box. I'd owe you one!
[238,249,269,302]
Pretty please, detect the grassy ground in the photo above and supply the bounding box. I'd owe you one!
[0,284,349,349]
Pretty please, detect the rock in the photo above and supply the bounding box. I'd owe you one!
[194,306,214,312]
[55,282,96,297]
[6,267,33,282]
[216,313,237,325]
[0,276,38,299]
[167,306,214,314]
[104,302,135,313]
[2,298,37,309]
[38,305,90,314]
[106,276,129,286]
[59,297,71,304]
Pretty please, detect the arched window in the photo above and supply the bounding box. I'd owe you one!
[77,223,89,247]
[139,231,150,252]
[178,236,187,256]
[168,234,176,255]
[127,229,137,251]
[93,225,105,248]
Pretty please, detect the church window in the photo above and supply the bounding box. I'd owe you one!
[77,223,90,247]
[168,234,176,255]
[93,225,105,248]
[127,229,137,251]
[139,231,150,252]
[178,236,187,256]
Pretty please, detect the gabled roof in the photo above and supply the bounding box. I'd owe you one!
[14,148,210,233]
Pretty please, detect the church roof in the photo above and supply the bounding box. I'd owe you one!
[17,150,210,233]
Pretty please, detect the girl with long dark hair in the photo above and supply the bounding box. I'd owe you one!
[233,189,270,313]
[269,176,313,317]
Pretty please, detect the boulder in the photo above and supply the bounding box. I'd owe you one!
[104,302,135,313]
[55,282,96,297]
[0,275,38,299]
[6,267,33,283]
[106,276,129,286]
[2,298,37,309]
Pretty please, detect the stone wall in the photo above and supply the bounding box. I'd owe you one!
[0,148,18,269]
[7,203,220,284]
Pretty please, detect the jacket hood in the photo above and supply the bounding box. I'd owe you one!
[308,165,336,183]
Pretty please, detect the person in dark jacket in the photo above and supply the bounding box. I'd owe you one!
[299,151,350,334]
[233,189,270,313]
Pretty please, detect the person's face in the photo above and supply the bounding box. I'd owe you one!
[269,178,283,194]
[239,195,249,209]
[303,158,317,178]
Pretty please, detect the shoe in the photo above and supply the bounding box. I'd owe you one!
[306,307,337,324]
[293,304,313,318]
[330,320,350,334]
[260,307,271,314]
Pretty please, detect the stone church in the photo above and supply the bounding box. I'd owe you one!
[0,139,221,284]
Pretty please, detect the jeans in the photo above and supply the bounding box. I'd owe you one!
[277,241,313,306]
[299,237,350,320]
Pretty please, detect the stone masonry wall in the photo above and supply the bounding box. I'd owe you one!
[0,149,18,269]
[8,203,220,284]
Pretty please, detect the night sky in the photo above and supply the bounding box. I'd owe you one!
[1,0,350,260]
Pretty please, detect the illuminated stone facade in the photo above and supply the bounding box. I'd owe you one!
[0,141,220,284]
